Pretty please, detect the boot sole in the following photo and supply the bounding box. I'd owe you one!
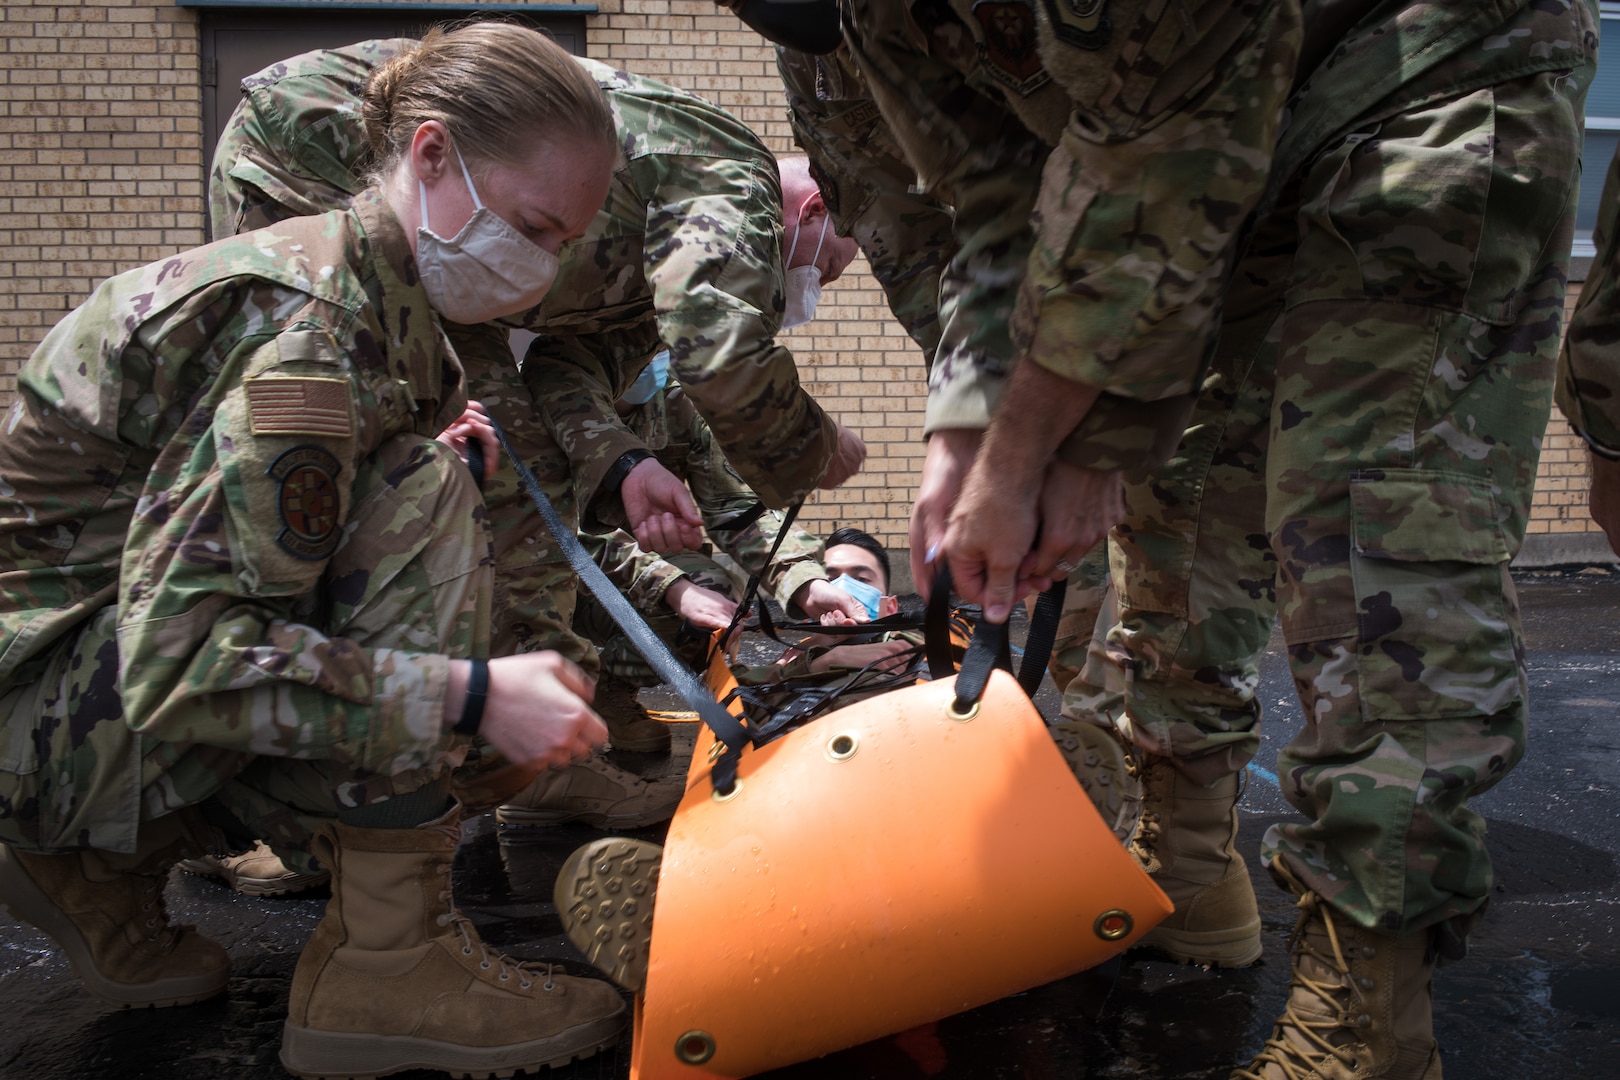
[0,846,229,1008]
[278,1012,626,1080]
[1133,917,1264,968]
[554,838,661,993]
[1050,721,1143,844]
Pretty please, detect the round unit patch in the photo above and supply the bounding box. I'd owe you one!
[267,445,344,560]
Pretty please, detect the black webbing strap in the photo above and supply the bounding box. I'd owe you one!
[1018,576,1067,697]
[486,415,749,794]
[706,499,769,535]
[706,497,804,669]
[923,561,1066,708]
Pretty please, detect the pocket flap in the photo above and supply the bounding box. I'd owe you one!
[1350,470,1509,564]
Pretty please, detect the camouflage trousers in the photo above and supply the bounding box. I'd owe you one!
[574,550,741,686]
[1026,540,1117,703]
[0,435,527,863]
[1063,66,1587,936]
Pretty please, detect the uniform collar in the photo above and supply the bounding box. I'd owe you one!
[352,187,466,432]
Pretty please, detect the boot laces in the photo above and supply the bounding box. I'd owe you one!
[1126,758,1170,868]
[135,871,183,949]
[1232,888,1368,1079]
[449,915,558,991]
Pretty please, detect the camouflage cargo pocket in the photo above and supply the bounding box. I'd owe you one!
[1347,469,1521,723]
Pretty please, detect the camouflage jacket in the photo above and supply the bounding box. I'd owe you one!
[586,385,827,613]
[841,0,1588,468]
[1560,142,1620,457]
[0,192,468,776]
[211,41,836,512]
[776,45,955,373]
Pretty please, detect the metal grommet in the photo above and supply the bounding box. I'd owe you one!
[825,730,860,762]
[710,778,743,803]
[675,1030,717,1065]
[1093,909,1134,942]
[945,698,980,723]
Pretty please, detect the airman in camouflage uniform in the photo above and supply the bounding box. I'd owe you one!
[0,23,630,1076]
[565,372,841,752]
[523,59,862,530]
[790,0,1599,1075]
[1559,142,1620,557]
[210,37,593,669]
[578,379,830,681]
[210,41,859,670]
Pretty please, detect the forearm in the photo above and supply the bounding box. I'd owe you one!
[976,359,1104,490]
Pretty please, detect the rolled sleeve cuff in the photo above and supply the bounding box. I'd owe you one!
[365,649,453,775]
[636,562,688,613]
[771,558,830,613]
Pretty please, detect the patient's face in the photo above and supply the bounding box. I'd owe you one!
[825,543,887,593]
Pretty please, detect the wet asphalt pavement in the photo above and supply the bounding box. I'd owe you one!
[3,569,1620,1079]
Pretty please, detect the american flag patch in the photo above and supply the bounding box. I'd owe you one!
[245,377,354,438]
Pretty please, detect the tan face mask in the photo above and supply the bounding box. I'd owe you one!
[417,146,559,324]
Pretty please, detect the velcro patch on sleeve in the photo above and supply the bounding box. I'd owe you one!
[245,376,355,438]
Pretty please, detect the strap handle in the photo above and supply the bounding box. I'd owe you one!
[922,561,1066,711]
[488,414,749,794]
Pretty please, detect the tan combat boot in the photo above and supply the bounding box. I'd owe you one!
[495,756,684,830]
[1232,862,1442,1080]
[279,806,627,1080]
[178,839,330,897]
[0,809,230,1008]
[1129,757,1262,967]
[596,677,672,753]
[1050,720,1143,843]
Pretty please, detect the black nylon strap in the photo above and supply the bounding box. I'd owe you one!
[707,498,803,670]
[707,500,769,535]
[924,563,958,680]
[923,562,1066,710]
[487,414,748,793]
[1018,577,1067,697]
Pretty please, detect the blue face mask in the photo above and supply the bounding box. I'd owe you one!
[831,572,884,620]
[622,350,671,406]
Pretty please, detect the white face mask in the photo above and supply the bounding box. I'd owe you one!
[416,146,559,324]
[781,197,829,331]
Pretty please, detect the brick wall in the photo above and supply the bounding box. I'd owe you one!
[0,0,1605,570]
[0,1,205,392]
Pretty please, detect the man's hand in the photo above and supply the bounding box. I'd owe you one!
[1591,452,1620,556]
[1017,459,1122,592]
[435,400,498,470]
[937,360,1108,623]
[621,457,704,552]
[663,577,738,629]
[817,421,867,490]
[908,428,983,600]
[452,653,607,771]
[792,577,869,621]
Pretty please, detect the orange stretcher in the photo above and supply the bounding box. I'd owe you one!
[627,636,1171,1079]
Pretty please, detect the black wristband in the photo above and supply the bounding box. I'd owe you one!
[454,659,488,737]
[601,448,655,497]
